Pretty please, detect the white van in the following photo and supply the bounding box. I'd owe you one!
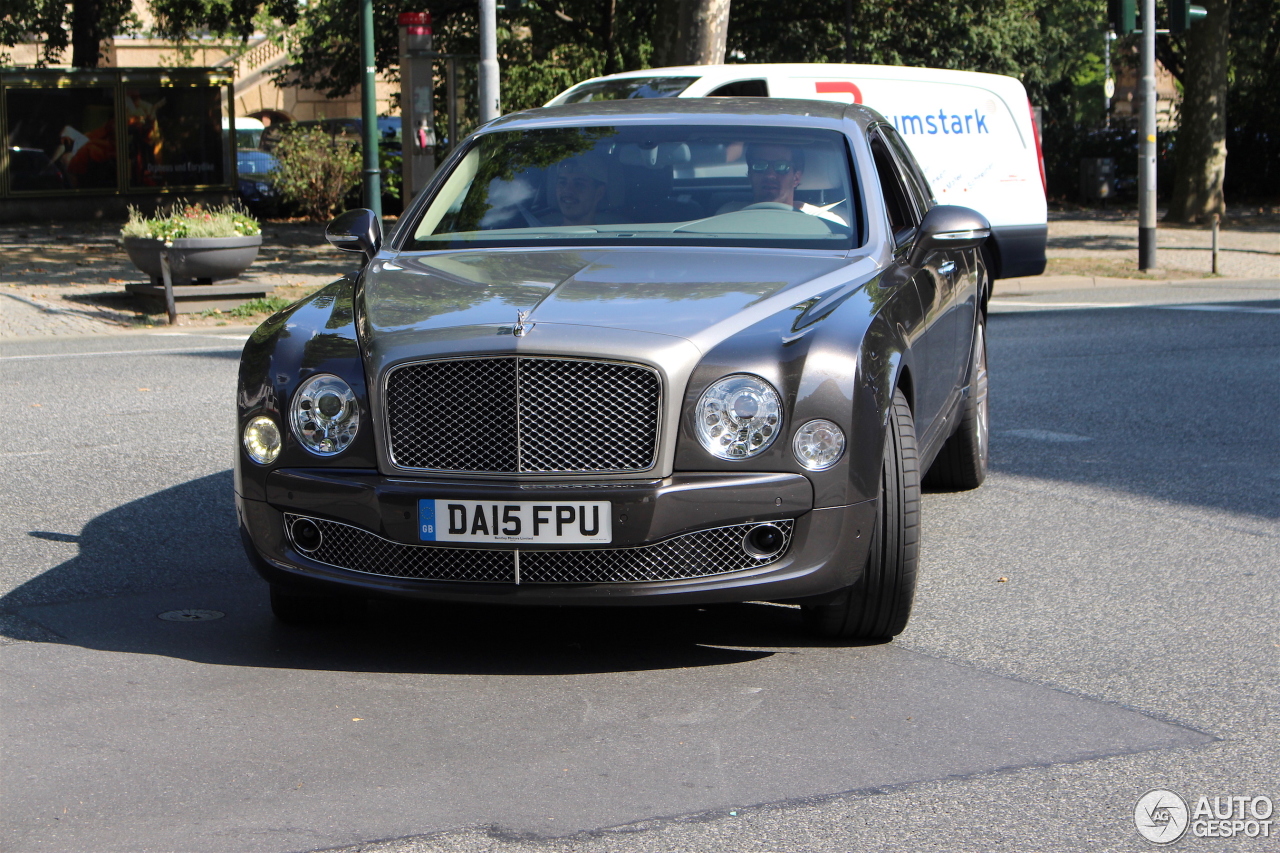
[547,64,1048,279]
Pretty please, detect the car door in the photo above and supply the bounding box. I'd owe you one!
[868,127,952,443]
[881,124,976,401]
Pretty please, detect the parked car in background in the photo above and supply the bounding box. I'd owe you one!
[236,98,991,640]
[548,64,1045,280]
[235,147,281,215]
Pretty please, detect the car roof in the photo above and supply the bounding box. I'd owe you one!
[565,62,1024,89]
[487,97,882,132]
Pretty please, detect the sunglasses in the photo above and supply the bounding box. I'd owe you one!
[749,159,795,175]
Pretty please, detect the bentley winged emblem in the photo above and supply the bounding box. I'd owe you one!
[513,309,534,337]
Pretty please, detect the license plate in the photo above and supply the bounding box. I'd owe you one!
[418,499,612,544]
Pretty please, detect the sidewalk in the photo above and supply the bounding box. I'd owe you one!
[0,220,359,339]
[1,210,1276,339]
[998,208,1279,293]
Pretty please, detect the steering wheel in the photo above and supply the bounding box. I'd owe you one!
[741,202,796,211]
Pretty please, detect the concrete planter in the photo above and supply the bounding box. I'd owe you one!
[122,235,262,286]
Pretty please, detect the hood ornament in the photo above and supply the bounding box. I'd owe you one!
[514,309,534,337]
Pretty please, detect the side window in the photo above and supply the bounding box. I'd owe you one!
[868,131,919,244]
[880,125,936,213]
[707,80,769,97]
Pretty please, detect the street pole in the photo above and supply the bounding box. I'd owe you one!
[399,13,436,204]
[1138,0,1157,269]
[478,0,500,124]
[360,0,382,218]
[1104,30,1114,128]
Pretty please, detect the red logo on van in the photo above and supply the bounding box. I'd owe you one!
[815,81,863,103]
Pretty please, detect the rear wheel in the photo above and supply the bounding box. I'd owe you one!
[923,317,988,490]
[269,583,362,626]
[802,388,920,641]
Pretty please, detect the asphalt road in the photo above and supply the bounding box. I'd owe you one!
[1,282,1276,853]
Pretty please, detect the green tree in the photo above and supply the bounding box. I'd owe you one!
[1161,0,1231,222]
[1,0,137,68]
[1223,0,1280,200]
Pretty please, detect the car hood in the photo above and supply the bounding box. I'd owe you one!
[362,247,860,347]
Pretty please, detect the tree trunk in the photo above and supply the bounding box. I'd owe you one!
[652,0,680,67]
[655,0,731,66]
[70,0,105,69]
[1165,0,1231,223]
[602,0,618,75]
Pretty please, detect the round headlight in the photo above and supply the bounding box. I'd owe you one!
[792,418,846,470]
[290,374,360,456]
[695,374,783,459]
[242,415,281,465]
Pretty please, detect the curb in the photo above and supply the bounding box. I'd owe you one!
[994,274,1260,294]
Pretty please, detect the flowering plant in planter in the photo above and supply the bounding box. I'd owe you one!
[122,202,261,241]
[120,202,264,287]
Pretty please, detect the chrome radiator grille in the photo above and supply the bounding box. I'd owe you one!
[385,357,661,473]
[284,514,792,584]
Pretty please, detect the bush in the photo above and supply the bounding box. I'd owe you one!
[270,125,363,221]
[121,202,260,240]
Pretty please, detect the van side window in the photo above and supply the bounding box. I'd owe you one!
[707,80,768,97]
[879,125,936,213]
[869,133,918,245]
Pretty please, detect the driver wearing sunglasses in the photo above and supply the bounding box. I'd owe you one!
[719,143,846,225]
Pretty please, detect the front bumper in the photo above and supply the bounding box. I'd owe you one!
[237,469,875,605]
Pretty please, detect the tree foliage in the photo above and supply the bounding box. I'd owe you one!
[1,0,137,67]
[269,125,363,221]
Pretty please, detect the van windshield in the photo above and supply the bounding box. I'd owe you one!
[557,77,698,103]
[405,124,860,252]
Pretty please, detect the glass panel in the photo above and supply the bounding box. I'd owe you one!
[5,87,119,192]
[407,125,859,251]
[125,85,226,188]
[558,77,699,104]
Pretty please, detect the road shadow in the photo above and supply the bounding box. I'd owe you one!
[0,471,882,675]
[984,300,1280,519]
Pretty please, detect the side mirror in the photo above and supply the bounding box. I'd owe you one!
[325,208,383,266]
[910,205,991,267]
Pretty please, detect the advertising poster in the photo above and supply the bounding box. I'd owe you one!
[124,85,225,188]
[4,86,119,192]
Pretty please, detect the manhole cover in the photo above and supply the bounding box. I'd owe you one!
[158,609,224,622]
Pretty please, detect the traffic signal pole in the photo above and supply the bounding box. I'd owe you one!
[360,0,382,218]
[1138,0,1158,269]
[478,0,500,123]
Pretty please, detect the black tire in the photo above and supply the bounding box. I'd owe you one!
[269,583,361,626]
[802,388,920,641]
[923,316,989,490]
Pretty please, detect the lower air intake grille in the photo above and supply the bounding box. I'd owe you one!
[284,515,792,584]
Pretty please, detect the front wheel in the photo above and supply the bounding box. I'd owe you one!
[802,388,920,641]
[923,318,988,490]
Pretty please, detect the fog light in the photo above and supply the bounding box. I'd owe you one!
[290,517,323,552]
[792,419,846,470]
[743,523,787,559]
[242,416,281,465]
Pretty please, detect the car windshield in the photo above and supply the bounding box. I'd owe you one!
[406,125,860,251]
[557,77,699,103]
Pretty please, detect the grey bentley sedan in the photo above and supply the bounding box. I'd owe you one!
[236,98,991,640]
